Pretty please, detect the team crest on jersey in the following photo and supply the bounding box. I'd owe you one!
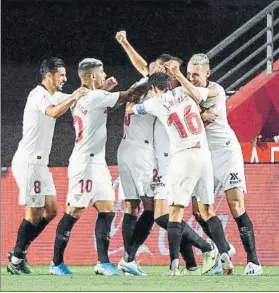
[31,196,36,203]
[74,194,82,201]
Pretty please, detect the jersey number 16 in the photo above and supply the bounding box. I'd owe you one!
[168,105,203,138]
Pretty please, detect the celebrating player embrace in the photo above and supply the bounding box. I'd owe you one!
[8,58,88,275]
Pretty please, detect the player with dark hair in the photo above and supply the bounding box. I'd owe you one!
[126,66,227,275]
[116,31,222,276]
[7,57,88,275]
[49,58,142,276]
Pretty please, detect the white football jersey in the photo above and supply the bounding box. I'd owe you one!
[15,85,57,165]
[121,77,155,150]
[153,118,169,156]
[123,100,156,151]
[140,87,209,154]
[201,81,239,150]
[69,89,119,164]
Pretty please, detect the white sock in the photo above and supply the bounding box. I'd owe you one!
[11,255,23,265]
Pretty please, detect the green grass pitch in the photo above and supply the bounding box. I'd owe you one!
[1,265,279,291]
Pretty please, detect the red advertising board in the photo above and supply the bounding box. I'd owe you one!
[241,142,279,163]
[1,164,279,265]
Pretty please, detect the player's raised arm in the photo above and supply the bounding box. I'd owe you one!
[45,87,88,119]
[115,30,149,77]
[164,60,218,104]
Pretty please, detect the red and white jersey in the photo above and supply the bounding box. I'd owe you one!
[201,81,239,150]
[15,85,57,165]
[69,89,119,164]
[140,86,209,154]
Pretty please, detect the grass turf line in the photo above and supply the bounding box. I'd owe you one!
[1,265,279,291]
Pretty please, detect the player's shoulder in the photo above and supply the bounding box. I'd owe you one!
[29,85,48,96]
[27,85,51,103]
[208,81,225,94]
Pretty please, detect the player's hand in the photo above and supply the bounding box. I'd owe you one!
[103,77,118,91]
[128,82,149,102]
[115,31,128,45]
[201,107,218,124]
[126,102,135,115]
[164,60,181,77]
[251,135,268,151]
[73,87,89,100]
[149,62,166,75]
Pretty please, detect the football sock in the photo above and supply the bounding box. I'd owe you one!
[156,214,211,253]
[53,213,77,266]
[95,212,115,263]
[196,218,214,240]
[207,216,230,254]
[235,212,259,265]
[180,238,197,269]
[122,213,137,261]
[26,218,50,249]
[13,219,38,260]
[181,221,212,253]
[127,210,154,262]
[156,215,197,267]
[168,222,182,263]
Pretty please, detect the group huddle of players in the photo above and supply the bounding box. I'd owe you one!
[7,31,263,277]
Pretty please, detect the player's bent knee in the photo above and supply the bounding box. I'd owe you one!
[125,200,140,215]
[94,200,115,213]
[154,199,169,219]
[66,206,84,219]
[193,211,202,221]
[25,207,44,225]
[169,205,184,222]
[141,196,154,212]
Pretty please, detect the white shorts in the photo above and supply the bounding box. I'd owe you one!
[67,162,115,208]
[12,156,56,208]
[151,151,170,200]
[211,142,247,193]
[117,143,156,200]
[167,148,214,207]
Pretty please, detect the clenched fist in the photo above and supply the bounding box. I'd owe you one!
[103,77,118,91]
[115,31,127,45]
[164,60,181,77]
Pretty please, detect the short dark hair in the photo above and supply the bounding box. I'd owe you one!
[156,53,183,65]
[148,72,171,91]
[40,57,65,79]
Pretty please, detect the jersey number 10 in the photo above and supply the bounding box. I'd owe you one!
[168,105,203,138]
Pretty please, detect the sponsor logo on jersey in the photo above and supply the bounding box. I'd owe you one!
[229,173,241,185]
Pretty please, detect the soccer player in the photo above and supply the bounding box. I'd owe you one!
[127,67,229,275]
[7,57,88,275]
[49,58,142,276]
[187,53,262,275]
[116,31,220,275]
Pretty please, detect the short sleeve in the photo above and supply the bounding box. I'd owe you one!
[51,92,71,105]
[87,90,119,109]
[37,94,54,114]
[196,87,209,102]
[132,98,160,116]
